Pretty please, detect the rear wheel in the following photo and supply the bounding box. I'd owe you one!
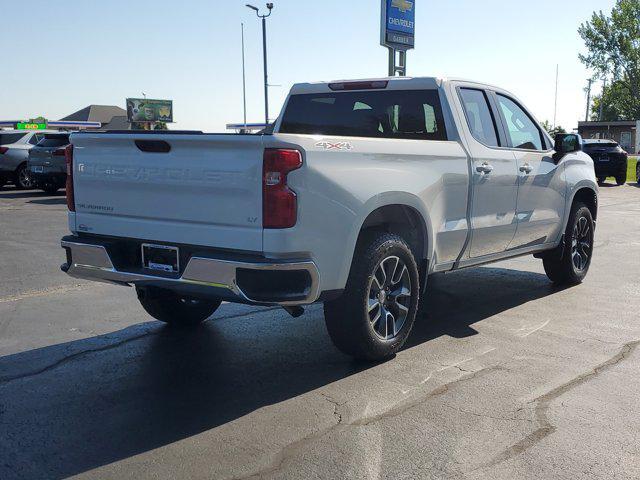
[136,286,221,327]
[597,177,606,185]
[41,182,61,194]
[14,164,33,190]
[324,232,420,361]
[616,172,626,186]
[542,202,594,285]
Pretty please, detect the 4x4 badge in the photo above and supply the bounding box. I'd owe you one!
[315,141,354,151]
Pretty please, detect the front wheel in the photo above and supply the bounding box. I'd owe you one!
[41,182,60,194]
[136,286,221,327]
[14,164,33,189]
[324,233,420,361]
[542,202,594,285]
[636,163,640,184]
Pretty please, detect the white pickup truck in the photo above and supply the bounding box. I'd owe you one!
[61,77,598,361]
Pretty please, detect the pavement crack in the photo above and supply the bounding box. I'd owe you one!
[231,366,502,480]
[481,339,640,470]
[320,392,347,424]
[350,365,503,427]
[0,329,158,384]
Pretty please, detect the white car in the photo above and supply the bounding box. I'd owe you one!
[0,130,56,189]
[60,77,598,361]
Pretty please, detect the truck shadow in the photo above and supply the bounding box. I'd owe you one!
[0,189,64,200]
[0,266,563,479]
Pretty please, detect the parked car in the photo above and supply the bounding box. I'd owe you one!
[582,139,628,185]
[28,133,71,194]
[60,77,598,361]
[0,130,53,189]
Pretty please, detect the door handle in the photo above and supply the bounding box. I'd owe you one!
[476,162,494,174]
[519,163,534,174]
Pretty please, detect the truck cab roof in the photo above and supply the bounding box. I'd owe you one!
[289,77,506,95]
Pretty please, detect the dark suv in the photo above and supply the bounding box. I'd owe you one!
[582,139,628,186]
[27,133,71,194]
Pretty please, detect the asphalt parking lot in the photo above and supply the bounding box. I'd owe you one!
[1,183,639,480]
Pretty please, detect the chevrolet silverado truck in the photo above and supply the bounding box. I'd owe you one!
[60,77,598,361]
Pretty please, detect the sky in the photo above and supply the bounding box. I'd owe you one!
[0,0,617,132]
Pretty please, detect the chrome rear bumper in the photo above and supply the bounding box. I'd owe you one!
[61,239,320,306]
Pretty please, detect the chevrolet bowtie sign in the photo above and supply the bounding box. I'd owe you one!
[381,0,415,50]
[391,0,413,13]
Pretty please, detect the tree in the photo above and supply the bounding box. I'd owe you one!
[540,120,567,137]
[589,80,637,121]
[579,0,640,120]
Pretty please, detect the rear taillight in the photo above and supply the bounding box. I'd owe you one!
[65,144,75,212]
[53,148,66,156]
[263,149,302,229]
[0,147,8,154]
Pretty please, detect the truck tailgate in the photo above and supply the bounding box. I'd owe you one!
[71,133,264,252]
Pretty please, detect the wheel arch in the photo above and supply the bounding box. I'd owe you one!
[570,185,598,222]
[341,194,434,293]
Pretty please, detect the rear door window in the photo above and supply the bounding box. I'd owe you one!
[0,133,28,145]
[459,88,500,147]
[280,90,447,141]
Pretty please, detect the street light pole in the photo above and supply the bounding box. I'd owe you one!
[246,3,274,126]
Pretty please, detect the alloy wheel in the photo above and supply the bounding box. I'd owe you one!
[367,255,412,340]
[571,216,592,272]
[18,167,33,189]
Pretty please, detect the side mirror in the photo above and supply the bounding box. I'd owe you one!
[553,133,582,163]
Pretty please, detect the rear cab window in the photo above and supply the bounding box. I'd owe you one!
[36,134,71,148]
[280,90,448,141]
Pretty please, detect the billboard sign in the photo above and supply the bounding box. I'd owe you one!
[380,0,415,50]
[126,98,173,123]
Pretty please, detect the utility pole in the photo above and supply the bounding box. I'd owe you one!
[246,3,274,126]
[585,78,594,122]
[553,64,558,129]
[241,23,247,129]
[598,78,607,121]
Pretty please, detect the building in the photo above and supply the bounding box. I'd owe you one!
[577,120,640,154]
[61,105,128,130]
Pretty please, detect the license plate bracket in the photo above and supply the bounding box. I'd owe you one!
[32,166,44,173]
[141,244,179,273]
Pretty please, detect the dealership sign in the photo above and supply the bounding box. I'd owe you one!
[380,0,415,50]
[16,122,47,130]
[126,98,174,123]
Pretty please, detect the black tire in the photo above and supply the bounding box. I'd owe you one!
[42,183,60,194]
[636,163,640,184]
[542,202,594,285]
[324,232,420,361]
[597,177,606,185]
[616,172,626,186]
[136,286,221,327]
[14,164,33,190]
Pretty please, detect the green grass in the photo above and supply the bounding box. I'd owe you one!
[628,157,638,182]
